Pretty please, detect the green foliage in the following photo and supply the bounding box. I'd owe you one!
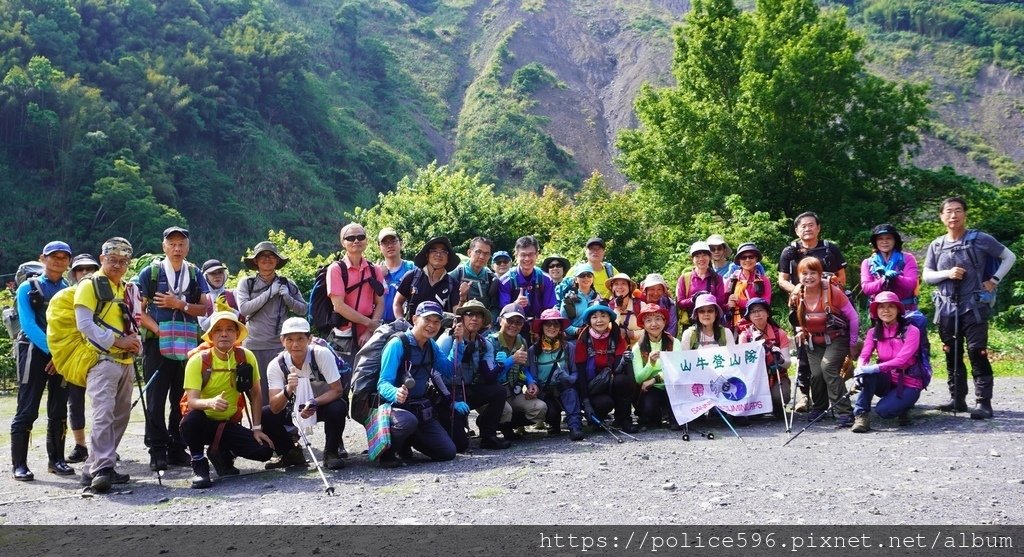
[617,0,930,247]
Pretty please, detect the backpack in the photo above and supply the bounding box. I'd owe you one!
[4,277,46,341]
[350,320,415,400]
[687,325,728,349]
[403,268,460,320]
[309,258,384,334]
[505,268,545,304]
[901,310,933,390]
[275,337,353,392]
[46,277,119,388]
[145,258,201,304]
[178,347,248,422]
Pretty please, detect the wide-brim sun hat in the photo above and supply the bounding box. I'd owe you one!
[604,272,636,294]
[641,273,670,292]
[691,293,722,321]
[637,302,669,324]
[870,223,904,251]
[705,234,731,256]
[733,242,763,263]
[579,301,616,324]
[869,291,905,320]
[71,254,99,270]
[689,241,712,257]
[203,311,248,344]
[414,236,459,272]
[455,299,493,324]
[244,241,288,270]
[541,255,571,273]
[531,307,569,334]
[743,297,771,318]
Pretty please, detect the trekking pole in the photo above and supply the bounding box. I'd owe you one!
[713,407,745,444]
[951,290,960,418]
[293,409,335,496]
[606,422,641,442]
[782,385,859,447]
[772,365,792,433]
[130,367,161,411]
[131,358,162,486]
[590,415,623,443]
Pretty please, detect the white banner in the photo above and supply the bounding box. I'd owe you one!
[660,341,772,425]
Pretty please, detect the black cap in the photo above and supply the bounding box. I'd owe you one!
[163,226,189,239]
[586,237,605,249]
[202,259,227,275]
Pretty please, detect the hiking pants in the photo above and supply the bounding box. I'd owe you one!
[805,338,852,415]
[68,383,86,430]
[590,371,637,424]
[142,338,186,456]
[539,386,583,430]
[83,359,133,475]
[636,388,674,427]
[502,392,548,426]
[179,411,275,462]
[388,400,456,462]
[249,347,281,407]
[853,374,920,419]
[437,383,507,452]
[261,399,347,455]
[11,341,68,437]
[938,308,993,402]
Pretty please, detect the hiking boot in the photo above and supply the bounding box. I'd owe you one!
[897,411,912,427]
[67,444,88,464]
[614,420,639,434]
[324,453,345,470]
[11,431,34,481]
[208,451,240,477]
[337,440,349,460]
[81,469,129,486]
[499,424,522,441]
[569,427,585,441]
[13,463,34,482]
[794,390,810,413]
[149,450,168,472]
[190,458,212,489]
[480,434,512,450]
[90,468,113,493]
[937,398,969,413]
[805,408,827,422]
[48,460,75,476]
[970,400,993,420]
[167,447,191,467]
[851,414,871,433]
[836,413,855,428]
[265,447,307,470]
[547,423,563,435]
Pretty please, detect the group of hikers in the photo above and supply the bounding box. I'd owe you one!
[4,196,1016,493]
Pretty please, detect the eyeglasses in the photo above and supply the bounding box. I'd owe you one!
[105,257,131,268]
[504,318,525,326]
[429,248,448,255]
[344,234,367,242]
[380,237,399,246]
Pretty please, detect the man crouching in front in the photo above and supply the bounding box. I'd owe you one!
[180,311,276,488]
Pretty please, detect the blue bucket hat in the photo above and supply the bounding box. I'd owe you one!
[743,297,771,318]
[579,300,615,324]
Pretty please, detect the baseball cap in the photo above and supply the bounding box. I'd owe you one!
[492,251,511,263]
[586,237,605,249]
[378,227,399,243]
[500,303,526,320]
[163,226,189,239]
[280,316,311,336]
[101,237,133,258]
[415,301,444,319]
[42,241,72,256]
[202,259,227,275]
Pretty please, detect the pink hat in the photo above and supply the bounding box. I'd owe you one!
[869,291,905,319]
[637,302,669,324]
[691,293,722,321]
[531,307,570,334]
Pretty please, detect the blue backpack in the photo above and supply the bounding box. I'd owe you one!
[902,310,932,390]
[963,229,1001,305]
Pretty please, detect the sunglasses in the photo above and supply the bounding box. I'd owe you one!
[344,234,367,242]
[547,263,563,268]
[710,245,726,251]
[739,254,758,260]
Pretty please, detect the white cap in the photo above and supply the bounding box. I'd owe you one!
[280,317,311,336]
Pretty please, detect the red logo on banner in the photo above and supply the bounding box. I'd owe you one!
[691,384,704,397]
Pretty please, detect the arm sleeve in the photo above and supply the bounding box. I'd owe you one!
[75,305,115,351]
[679,328,694,349]
[16,282,48,352]
[860,258,883,298]
[236,278,271,315]
[994,247,1017,282]
[878,325,920,373]
[377,337,404,403]
[283,279,308,315]
[858,329,877,366]
[431,340,454,379]
[922,242,952,285]
[775,333,791,369]
[191,271,210,301]
[632,344,658,383]
[895,252,920,294]
[835,291,859,345]
[723,328,736,346]
[267,354,285,392]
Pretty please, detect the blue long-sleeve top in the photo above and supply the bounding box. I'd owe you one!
[377,330,454,403]
[437,331,500,387]
[17,275,68,353]
[496,266,556,319]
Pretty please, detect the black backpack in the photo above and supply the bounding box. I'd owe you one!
[308,258,384,334]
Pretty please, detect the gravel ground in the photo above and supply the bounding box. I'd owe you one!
[1,378,1022,525]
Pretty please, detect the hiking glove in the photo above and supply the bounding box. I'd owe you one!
[883,269,899,281]
[454,401,470,416]
[854,364,881,376]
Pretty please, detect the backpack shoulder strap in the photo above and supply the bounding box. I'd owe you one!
[604,262,613,277]
[233,347,246,369]
[308,347,325,382]
[147,259,161,300]
[277,353,289,378]
[200,350,213,388]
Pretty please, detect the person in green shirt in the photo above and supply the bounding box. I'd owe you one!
[632,302,680,430]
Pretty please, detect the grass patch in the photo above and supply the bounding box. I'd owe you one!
[927,326,1024,379]
[470,486,505,498]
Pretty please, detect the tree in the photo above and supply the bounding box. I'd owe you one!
[616,0,929,241]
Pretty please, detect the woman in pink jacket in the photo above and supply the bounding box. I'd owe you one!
[860,223,919,311]
[851,291,924,433]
